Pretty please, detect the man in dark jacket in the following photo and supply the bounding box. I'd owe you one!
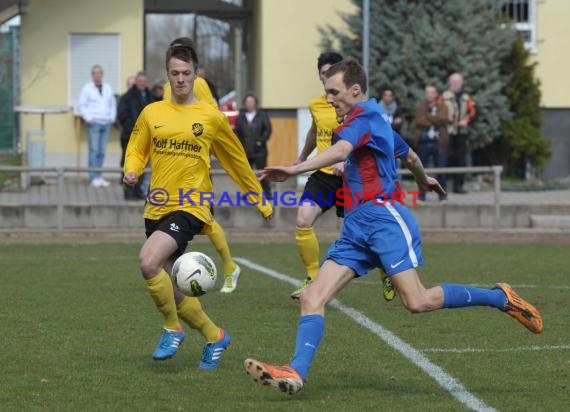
[118,71,154,200]
[413,85,449,201]
[234,93,273,197]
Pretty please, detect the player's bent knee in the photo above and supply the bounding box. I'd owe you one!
[296,216,315,228]
[401,298,434,313]
[139,254,162,279]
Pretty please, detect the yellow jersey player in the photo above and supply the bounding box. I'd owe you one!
[292,52,396,301]
[163,56,242,294]
[123,37,271,367]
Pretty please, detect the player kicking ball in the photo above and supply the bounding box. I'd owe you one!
[124,38,271,367]
[244,59,542,394]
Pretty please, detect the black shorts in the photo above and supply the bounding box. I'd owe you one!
[302,170,344,218]
[145,211,206,259]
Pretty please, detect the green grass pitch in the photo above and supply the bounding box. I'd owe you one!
[1,242,569,411]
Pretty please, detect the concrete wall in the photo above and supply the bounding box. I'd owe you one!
[19,0,143,168]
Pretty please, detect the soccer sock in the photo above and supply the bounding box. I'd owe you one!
[441,283,507,310]
[290,314,325,381]
[296,226,320,280]
[145,270,180,331]
[208,220,237,275]
[176,296,221,342]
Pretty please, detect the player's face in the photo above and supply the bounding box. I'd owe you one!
[167,58,197,101]
[319,63,333,85]
[325,72,358,117]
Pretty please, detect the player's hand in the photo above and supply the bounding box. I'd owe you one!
[258,166,297,182]
[123,171,138,187]
[421,176,446,196]
[331,162,344,176]
[458,119,468,128]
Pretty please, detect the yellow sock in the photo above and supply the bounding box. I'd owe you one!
[145,270,180,331]
[296,226,320,280]
[176,296,221,342]
[208,220,237,275]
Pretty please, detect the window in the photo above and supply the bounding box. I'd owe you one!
[68,34,120,110]
[500,0,537,52]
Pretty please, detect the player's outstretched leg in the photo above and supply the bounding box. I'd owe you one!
[207,220,241,293]
[292,226,320,299]
[439,282,542,333]
[393,270,543,334]
[246,261,353,393]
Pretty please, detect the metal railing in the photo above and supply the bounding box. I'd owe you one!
[0,165,503,231]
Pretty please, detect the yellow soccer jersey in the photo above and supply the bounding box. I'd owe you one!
[124,99,272,230]
[309,95,343,175]
[163,78,218,109]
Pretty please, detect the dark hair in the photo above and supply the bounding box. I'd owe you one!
[381,86,394,95]
[243,92,258,105]
[324,58,367,94]
[166,37,199,70]
[317,52,344,71]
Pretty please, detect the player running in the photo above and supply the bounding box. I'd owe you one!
[162,44,242,294]
[245,59,542,394]
[123,38,271,368]
[292,52,396,301]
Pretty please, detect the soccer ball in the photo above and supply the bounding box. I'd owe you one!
[171,252,217,297]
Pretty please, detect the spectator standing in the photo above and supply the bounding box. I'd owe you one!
[151,82,165,101]
[442,73,476,194]
[379,87,403,133]
[118,71,154,200]
[77,65,116,188]
[234,93,273,197]
[414,85,448,201]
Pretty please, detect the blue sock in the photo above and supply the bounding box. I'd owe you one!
[441,283,507,310]
[290,314,325,381]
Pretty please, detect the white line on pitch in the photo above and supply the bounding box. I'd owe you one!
[421,344,570,353]
[235,257,496,412]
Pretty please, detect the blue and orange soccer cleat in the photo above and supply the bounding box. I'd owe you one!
[494,283,543,334]
[244,358,304,395]
[199,329,231,369]
[152,328,185,360]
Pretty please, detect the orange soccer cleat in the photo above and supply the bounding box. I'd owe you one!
[244,358,304,395]
[494,283,543,334]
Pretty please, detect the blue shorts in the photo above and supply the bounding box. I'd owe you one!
[325,201,424,277]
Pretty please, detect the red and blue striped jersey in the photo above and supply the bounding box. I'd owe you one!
[333,99,403,214]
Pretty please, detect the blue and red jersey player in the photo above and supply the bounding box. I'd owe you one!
[245,59,542,395]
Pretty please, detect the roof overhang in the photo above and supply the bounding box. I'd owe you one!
[0,0,28,24]
[144,0,251,20]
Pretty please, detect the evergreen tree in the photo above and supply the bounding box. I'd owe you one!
[320,0,516,149]
[500,35,550,174]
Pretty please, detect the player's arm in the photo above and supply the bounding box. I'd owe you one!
[296,121,317,163]
[260,139,352,182]
[211,116,273,219]
[402,148,446,196]
[123,110,150,186]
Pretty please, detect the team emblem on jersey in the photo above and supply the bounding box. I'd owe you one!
[192,123,204,137]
